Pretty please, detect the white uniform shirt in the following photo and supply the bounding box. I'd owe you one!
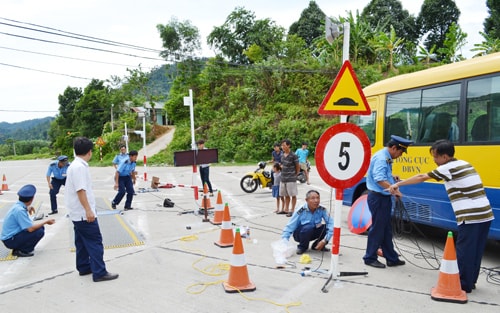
[64,156,96,221]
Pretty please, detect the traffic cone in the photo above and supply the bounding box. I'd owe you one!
[1,174,9,191]
[214,203,234,248]
[210,191,224,225]
[199,183,214,211]
[223,228,256,293]
[431,231,467,304]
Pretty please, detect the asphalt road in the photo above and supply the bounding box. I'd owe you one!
[0,159,499,313]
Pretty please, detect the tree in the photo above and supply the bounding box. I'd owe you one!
[370,25,405,71]
[484,0,500,39]
[157,18,201,61]
[335,10,384,64]
[123,67,160,125]
[417,0,460,60]
[437,22,467,63]
[73,79,111,138]
[471,31,500,56]
[288,1,326,48]
[361,0,418,61]
[207,7,285,64]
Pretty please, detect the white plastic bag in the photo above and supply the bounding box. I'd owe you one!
[271,239,295,264]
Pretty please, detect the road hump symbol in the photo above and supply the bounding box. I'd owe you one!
[318,60,371,115]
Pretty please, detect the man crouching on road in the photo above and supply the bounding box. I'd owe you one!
[281,190,334,255]
[1,184,55,257]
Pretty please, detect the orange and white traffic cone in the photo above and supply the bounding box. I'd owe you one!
[431,231,467,304]
[210,191,224,225]
[223,228,256,293]
[1,174,9,191]
[214,203,234,248]
[199,183,214,211]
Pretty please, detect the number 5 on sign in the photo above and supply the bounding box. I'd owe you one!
[315,123,371,189]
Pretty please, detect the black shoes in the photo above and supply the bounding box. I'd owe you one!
[365,260,386,268]
[296,248,306,255]
[93,272,119,282]
[12,250,34,257]
[124,207,134,211]
[387,259,406,267]
[79,270,92,276]
[111,202,116,209]
[48,211,58,215]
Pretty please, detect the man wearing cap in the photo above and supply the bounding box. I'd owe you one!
[111,150,138,210]
[363,135,413,269]
[46,155,70,214]
[112,144,128,169]
[1,184,55,257]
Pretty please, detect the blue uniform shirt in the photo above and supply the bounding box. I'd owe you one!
[113,153,129,166]
[282,203,334,242]
[46,161,69,179]
[1,201,33,240]
[366,148,395,195]
[117,159,136,176]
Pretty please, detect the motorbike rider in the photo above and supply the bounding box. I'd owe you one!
[295,142,310,185]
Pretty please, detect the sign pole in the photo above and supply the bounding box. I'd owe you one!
[317,21,370,293]
[184,90,197,187]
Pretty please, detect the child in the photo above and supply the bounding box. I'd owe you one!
[272,163,285,214]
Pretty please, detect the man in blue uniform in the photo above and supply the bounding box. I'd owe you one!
[112,144,128,169]
[111,150,138,210]
[46,155,70,214]
[363,135,413,268]
[281,190,334,254]
[1,184,56,257]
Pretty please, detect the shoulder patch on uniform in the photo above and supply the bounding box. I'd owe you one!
[297,207,306,214]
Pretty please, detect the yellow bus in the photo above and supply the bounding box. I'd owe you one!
[344,52,500,240]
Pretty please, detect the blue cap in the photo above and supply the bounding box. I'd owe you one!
[57,155,68,162]
[389,135,414,153]
[17,184,36,198]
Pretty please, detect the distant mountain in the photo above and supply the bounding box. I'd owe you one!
[0,116,54,144]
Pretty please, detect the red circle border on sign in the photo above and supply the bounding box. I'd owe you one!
[315,123,371,189]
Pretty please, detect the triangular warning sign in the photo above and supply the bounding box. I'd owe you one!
[318,60,371,116]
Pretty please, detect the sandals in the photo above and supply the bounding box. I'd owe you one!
[276,211,287,215]
[286,212,293,217]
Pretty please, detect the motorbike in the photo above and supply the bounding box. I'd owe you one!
[240,161,311,193]
[296,161,311,184]
[240,161,272,193]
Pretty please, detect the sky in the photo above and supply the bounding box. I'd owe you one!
[0,0,489,123]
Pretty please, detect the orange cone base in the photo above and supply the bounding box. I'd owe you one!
[210,220,222,225]
[431,287,467,304]
[214,240,233,248]
[223,281,256,293]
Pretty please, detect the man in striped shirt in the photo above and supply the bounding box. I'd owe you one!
[389,139,494,293]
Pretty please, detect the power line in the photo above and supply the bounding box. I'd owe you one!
[0,31,165,61]
[0,62,91,80]
[0,17,163,53]
[0,45,158,69]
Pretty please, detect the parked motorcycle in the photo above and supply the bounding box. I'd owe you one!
[296,161,311,184]
[240,161,311,193]
[240,161,272,193]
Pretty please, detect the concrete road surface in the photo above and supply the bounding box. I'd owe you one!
[0,160,499,313]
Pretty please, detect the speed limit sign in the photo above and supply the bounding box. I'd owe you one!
[315,123,371,189]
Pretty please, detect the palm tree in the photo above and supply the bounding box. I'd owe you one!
[471,31,500,57]
[417,44,438,67]
[370,25,405,71]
